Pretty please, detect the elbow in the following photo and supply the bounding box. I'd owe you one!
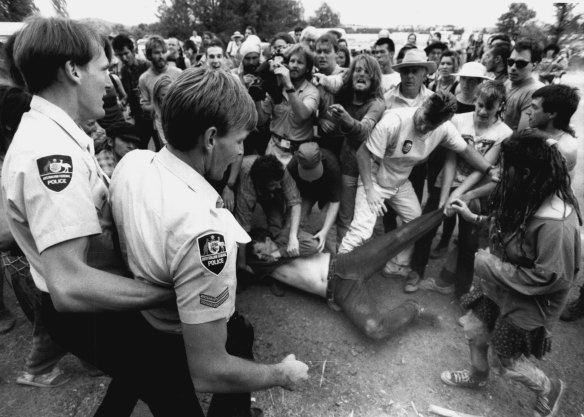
[48,285,78,313]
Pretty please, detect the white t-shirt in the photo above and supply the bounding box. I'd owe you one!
[381,72,401,94]
[439,112,512,187]
[366,107,467,189]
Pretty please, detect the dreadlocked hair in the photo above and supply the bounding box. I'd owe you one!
[488,129,582,254]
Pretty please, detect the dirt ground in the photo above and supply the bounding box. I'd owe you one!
[2,73,584,417]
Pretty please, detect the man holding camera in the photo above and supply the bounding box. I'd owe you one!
[255,44,319,166]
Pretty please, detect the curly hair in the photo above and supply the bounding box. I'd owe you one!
[488,129,582,254]
[250,155,285,189]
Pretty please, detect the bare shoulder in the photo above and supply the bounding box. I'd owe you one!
[535,195,573,220]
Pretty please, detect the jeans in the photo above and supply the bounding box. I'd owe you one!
[336,174,358,246]
[339,180,422,267]
[439,198,481,296]
[410,185,457,277]
[2,255,67,375]
[331,210,444,339]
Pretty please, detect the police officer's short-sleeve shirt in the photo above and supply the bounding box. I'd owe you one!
[1,96,125,292]
[110,148,250,334]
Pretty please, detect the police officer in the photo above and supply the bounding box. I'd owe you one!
[2,17,201,416]
[110,67,309,416]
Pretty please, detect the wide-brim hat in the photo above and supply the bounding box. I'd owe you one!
[393,49,437,73]
[452,62,493,80]
[424,41,448,54]
[231,31,244,40]
[297,142,323,182]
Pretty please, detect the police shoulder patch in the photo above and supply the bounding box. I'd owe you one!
[200,287,229,308]
[36,155,73,192]
[197,233,227,275]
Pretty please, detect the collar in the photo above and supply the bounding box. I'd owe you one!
[155,146,222,207]
[388,83,430,103]
[30,95,94,154]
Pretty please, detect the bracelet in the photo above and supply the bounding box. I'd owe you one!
[285,87,296,93]
[474,214,482,224]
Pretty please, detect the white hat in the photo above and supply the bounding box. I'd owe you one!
[231,31,244,40]
[453,62,493,80]
[239,36,262,58]
[378,29,390,39]
[393,49,437,73]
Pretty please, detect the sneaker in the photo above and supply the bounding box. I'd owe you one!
[404,270,420,293]
[382,262,411,279]
[17,366,71,388]
[419,277,455,295]
[533,378,565,417]
[560,291,584,322]
[440,369,487,389]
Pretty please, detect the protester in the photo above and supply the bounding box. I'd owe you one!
[414,81,512,295]
[442,130,580,417]
[95,122,141,177]
[504,39,544,131]
[233,36,262,88]
[139,35,182,149]
[226,31,244,63]
[183,39,198,67]
[429,50,459,94]
[454,62,492,113]
[286,142,341,252]
[256,44,319,166]
[235,154,319,273]
[112,34,152,148]
[338,92,495,292]
[300,26,319,52]
[151,74,173,146]
[336,47,350,68]
[481,42,510,83]
[373,37,400,93]
[247,211,443,339]
[205,39,226,70]
[406,33,417,46]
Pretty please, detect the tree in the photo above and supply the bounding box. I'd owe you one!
[51,0,69,17]
[155,0,304,41]
[496,3,536,40]
[308,2,340,28]
[550,3,582,46]
[0,0,38,22]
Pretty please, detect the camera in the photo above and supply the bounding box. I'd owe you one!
[248,53,286,104]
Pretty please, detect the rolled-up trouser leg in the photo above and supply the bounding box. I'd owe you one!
[461,311,490,378]
[332,278,419,340]
[498,354,551,396]
[335,209,445,281]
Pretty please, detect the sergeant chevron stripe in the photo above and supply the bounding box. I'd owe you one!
[200,288,229,308]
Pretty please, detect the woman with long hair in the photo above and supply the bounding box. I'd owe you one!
[314,54,385,245]
[441,130,581,417]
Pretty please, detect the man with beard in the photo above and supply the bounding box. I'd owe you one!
[112,34,152,148]
[233,36,262,89]
[503,39,544,131]
[256,44,319,166]
[138,35,182,148]
[481,42,510,83]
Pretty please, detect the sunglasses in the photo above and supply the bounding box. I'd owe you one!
[507,58,530,69]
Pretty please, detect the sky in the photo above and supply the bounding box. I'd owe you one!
[33,0,574,29]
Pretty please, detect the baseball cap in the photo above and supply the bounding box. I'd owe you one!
[297,142,323,182]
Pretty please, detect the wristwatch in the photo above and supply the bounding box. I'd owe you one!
[285,87,296,94]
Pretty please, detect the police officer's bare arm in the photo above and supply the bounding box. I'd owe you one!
[183,319,309,392]
[41,237,173,312]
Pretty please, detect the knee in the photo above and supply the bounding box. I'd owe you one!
[362,318,386,340]
[462,312,489,346]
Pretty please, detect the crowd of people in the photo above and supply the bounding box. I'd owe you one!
[0,16,582,417]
